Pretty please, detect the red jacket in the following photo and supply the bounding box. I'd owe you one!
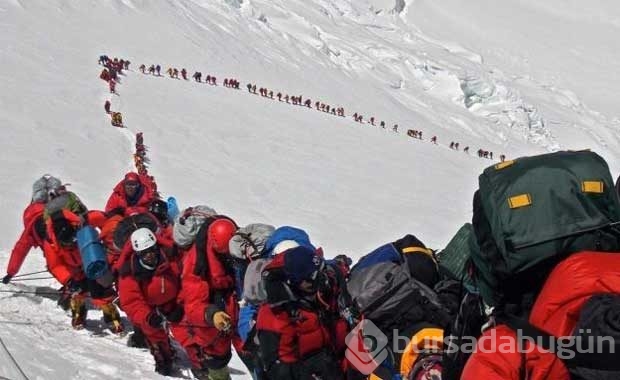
[112,226,178,275]
[462,251,620,380]
[257,304,331,364]
[6,202,46,276]
[256,251,338,379]
[179,242,240,356]
[105,176,155,215]
[118,253,181,328]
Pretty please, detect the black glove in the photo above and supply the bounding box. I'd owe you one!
[2,274,12,284]
[106,207,125,217]
[164,305,184,323]
[147,312,164,328]
[66,279,83,294]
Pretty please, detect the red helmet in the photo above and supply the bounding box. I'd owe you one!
[208,218,237,254]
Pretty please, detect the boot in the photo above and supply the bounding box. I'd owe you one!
[149,342,174,376]
[57,286,71,311]
[127,327,148,348]
[109,319,125,335]
[155,359,173,376]
[207,367,231,380]
[70,297,87,329]
[191,368,210,380]
[191,367,231,380]
[100,303,124,335]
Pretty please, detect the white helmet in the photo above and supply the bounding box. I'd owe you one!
[131,228,157,252]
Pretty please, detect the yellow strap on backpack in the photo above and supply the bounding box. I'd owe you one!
[402,246,433,257]
[494,160,514,170]
[508,194,532,209]
[582,180,604,194]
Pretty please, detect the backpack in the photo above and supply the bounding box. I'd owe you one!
[49,210,78,247]
[172,205,217,247]
[44,191,88,219]
[263,226,315,255]
[241,257,272,305]
[229,223,275,259]
[32,175,63,203]
[112,213,159,250]
[41,192,87,247]
[471,150,620,307]
[346,236,448,330]
[436,223,479,291]
[441,292,486,380]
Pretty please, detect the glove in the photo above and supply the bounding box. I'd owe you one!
[66,279,83,294]
[164,305,184,323]
[106,207,125,217]
[2,274,12,284]
[212,311,232,332]
[147,312,165,328]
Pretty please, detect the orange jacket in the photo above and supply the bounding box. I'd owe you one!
[43,209,84,285]
[462,251,620,380]
[43,209,107,285]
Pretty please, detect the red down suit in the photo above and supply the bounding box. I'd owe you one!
[178,228,241,368]
[462,251,620,380]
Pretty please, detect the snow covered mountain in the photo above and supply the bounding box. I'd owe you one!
[1,1,618,378]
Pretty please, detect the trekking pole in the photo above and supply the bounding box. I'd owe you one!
[0,289,61,295]
[9,276,55,282]
[12,270,49,278]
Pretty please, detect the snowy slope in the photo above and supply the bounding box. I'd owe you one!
[0,0,619,379]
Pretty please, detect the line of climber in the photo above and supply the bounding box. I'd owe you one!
[131,58,508,161]
[99,55,129,128]
[99,56,157,187]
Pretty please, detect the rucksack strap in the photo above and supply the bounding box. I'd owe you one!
[193,215,235,279]
[193,217,215,279]
[503,314,620,371]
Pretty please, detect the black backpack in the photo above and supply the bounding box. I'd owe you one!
[49,210,78,247]
[112,213,159,250]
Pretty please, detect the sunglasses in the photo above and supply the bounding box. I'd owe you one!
[137,246,158,257]
[125,181,139,187]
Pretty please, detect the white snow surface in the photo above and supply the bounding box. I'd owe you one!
[0,0,619,378]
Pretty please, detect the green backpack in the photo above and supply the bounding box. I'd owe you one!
[436,223,479,292]
[43,191,88,220]
[471,150,620,306]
